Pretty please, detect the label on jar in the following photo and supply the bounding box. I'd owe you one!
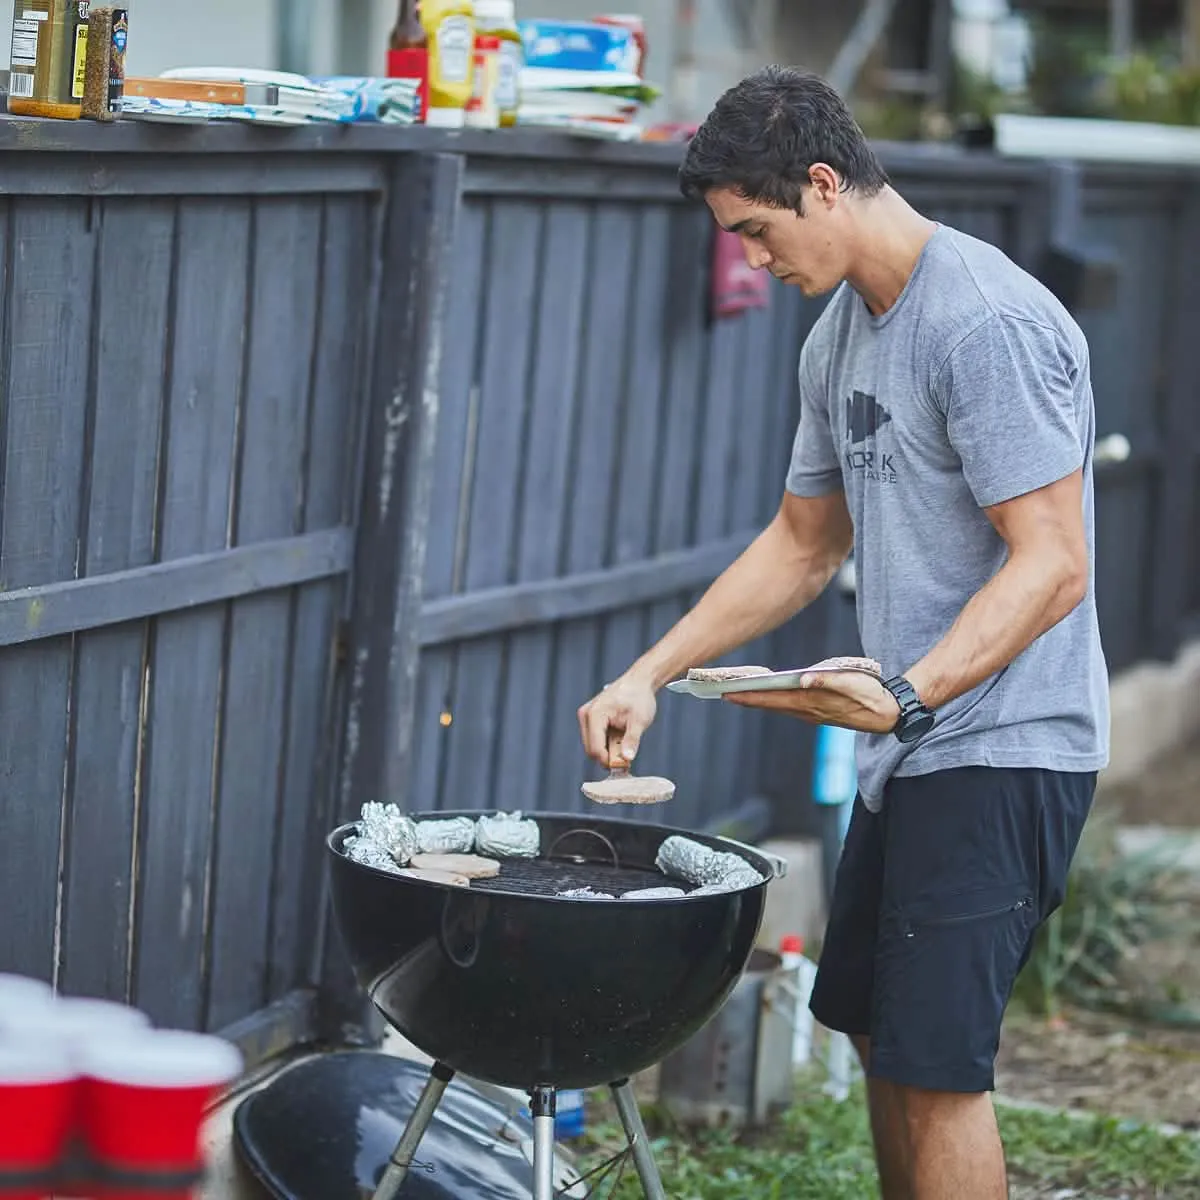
[496,40,521,113]
[11,17,42,68]
[71,21,88,99]
[435,14,473,85]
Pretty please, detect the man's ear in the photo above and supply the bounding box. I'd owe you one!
[807,163,841,209]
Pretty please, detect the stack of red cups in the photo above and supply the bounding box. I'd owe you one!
[0,976,243,1199]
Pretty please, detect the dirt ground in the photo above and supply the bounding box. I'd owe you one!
[994,738,1200,1134]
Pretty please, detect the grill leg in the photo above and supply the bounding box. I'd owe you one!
[529,1086,557,1200]
[611,1079,666,1200]
[372,1061,455,1200]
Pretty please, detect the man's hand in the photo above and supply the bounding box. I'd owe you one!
[723,670,900,735]
[578,672,659,769]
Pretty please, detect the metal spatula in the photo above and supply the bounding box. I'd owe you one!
[581,732,676,806]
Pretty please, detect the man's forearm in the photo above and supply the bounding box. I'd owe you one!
[905,548,1087,711]
[627,518,844,690]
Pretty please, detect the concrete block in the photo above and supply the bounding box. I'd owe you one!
[756,837,827,954]
[1104,639,1200,789]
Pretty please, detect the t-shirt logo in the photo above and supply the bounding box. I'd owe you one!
[844,390,898,483]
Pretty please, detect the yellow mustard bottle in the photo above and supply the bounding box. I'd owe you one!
[420,0,475,128]
[8,0,92,119]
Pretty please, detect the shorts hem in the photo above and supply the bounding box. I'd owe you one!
[868,1052,995,1095]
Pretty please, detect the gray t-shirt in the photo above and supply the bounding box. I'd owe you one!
[786,224,1110,810]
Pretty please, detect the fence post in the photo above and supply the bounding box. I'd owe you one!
[318,149,464,1043]
[1150,180,1200,661]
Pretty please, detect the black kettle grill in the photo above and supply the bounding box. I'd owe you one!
[326,809,786,1199]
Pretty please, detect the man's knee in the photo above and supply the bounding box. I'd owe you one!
[898,1084,992,1135]
[852,1034,871,1070]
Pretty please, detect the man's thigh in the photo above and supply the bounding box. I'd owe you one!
[868,766,1095,1093]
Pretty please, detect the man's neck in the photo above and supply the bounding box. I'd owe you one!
[844,189,939,317]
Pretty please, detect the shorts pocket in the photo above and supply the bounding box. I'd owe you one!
[872,884,1038,1091]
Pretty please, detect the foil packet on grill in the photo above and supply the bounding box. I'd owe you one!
[621,887,687,900]
[344,834,405,876]
[476,812,540,859]
[414,817,476,856]
[358,802,419,866]
[655,835,764,890]
[690,871,764,896]
[557,887,615,900]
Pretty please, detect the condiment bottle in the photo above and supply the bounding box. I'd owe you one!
[387,0,430,123]
[464,2,499,129]
[420,0,475,128]
[7,0,93,120]
[473,0,521,128]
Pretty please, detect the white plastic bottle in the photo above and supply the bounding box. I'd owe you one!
[779,934,818,1067]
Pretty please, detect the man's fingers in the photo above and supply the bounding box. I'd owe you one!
[620,727,641,763]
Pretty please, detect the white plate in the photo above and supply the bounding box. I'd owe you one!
[666,666,880,700]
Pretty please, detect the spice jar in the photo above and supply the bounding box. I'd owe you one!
[8,0,93,119]
[80,4,129,121]
[473,0,521,129]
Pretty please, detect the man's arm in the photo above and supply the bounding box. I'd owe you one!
[631,489,853,688]
[904,468,1088,709]
[725,469,1089,733]
[577,488,852,764]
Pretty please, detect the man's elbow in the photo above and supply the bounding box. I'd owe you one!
[1048,547,1089,623]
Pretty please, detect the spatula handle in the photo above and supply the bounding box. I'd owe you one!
[606,730,630,776]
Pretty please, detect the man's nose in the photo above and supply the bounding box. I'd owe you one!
[740,237,771,271]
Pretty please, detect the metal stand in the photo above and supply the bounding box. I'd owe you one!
[610,1079,667,1200]
[372,1065,667,1200]
[372,1061,455,1200]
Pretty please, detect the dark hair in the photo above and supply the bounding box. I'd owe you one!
[679,66,889,210]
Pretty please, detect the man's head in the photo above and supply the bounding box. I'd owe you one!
[679,67,889,296]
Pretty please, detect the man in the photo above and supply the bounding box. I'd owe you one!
[577,67,1109,1200]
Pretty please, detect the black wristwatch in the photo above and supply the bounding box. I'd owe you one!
[882,676,936,744]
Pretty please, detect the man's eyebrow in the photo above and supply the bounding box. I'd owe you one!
[724,219,751,234]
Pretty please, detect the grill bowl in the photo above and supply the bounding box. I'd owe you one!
[326,810,783,1091]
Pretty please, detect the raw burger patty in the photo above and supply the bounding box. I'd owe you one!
[686,665,772,682]
[409,853,501,879]
[397,866,471,887]
[807,655,883,675]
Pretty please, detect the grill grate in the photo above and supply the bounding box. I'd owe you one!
[471,856,689,899]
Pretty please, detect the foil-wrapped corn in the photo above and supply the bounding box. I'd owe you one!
[655,835,765,890]
[476,812,540,859]
[621,887,687,900]
[344,834,405,875]
[414,817,476,856]
[359,802,419,866]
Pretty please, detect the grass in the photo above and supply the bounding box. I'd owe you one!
[574,1076,1200,1199]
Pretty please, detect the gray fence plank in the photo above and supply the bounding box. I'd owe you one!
[644,209,711,828]
[206,197,322,1031]
[594,204,671,823]
[542,204,639,816]
[409,201,487,813]
[59,199,173,1001]
[440,200,541,812]
[0,199,94,983]
[269,194,371,999]
[492,202,591,814]
[135,198,250,1029]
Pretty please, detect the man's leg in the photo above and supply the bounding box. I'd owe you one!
[864,768,1096,1200]
[902,1087,1006,1200]
[853,1036,911,1200]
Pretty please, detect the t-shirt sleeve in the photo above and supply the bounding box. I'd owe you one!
[937,315,1085,509]
[785,343,843,497]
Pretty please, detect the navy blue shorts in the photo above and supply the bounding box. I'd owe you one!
[809,766,1095,1094]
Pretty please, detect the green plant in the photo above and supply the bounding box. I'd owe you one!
[577,1074,1200,1198]
[1014,806,1191,1021]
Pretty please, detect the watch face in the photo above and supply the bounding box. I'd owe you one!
[899,710,936,743]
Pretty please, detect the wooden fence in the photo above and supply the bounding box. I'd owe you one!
[0,122,1195,1061]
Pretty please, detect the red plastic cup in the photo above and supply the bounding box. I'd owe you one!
[0,1042,78,1200]
[77,1031,243,1200]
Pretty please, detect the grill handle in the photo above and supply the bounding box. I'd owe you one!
[717,836,788,880]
